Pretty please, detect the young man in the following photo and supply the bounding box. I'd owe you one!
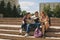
[31,11,40,28]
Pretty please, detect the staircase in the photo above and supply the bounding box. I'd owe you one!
[45,18,60,39]
[50,18,60,26]
[0,18,60,40]
[0,25,44,40]
[0,25,60,40]
[0,18,23,25]
[0,25,21,40]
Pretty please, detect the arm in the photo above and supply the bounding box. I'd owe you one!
[46,16,49,21]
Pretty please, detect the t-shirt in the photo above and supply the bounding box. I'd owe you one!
[31,15,39,23]
[24,17,31,24]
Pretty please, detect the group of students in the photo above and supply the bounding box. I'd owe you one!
[20,11,49,37]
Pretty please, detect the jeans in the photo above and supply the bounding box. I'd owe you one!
[22,23,30,33]
[26,23,41,33]
[21,23,27,31]
[26,24,30,33]
[35,23,41,28]
[22,23,41,33]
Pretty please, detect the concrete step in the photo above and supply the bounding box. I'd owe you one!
[0,29,33,36]
[0,18,22,25]
[0,24,21,30]
[46,37,60,40]
[0,39,10,40]
[51,23,60,26]
[0,33,60,40]
[47,28,60,32]
[0,27,20,30]
[0,29,20,35]
[49,26,60,29]
[19,31,34,36]
[46,32,60,37]
[0,24,21,27]
[0,33,36,40]
[0,22,22,25]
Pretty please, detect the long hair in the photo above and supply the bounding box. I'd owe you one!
[41,11,47,17]
[25,12,31,19]
[41,11,51,26]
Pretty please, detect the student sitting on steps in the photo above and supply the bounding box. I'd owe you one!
[40,11,49,37]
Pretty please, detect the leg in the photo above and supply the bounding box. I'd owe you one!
[19,24,27,34]
[45,23,49,31]
[42,25,45,35]
[24,24,30,37]
[21,24,27,31]
[34,23,41,28]
[42,25,45,38]
[26,24,30,33]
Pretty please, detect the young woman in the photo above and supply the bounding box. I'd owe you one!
[40,11,49,36]
[22,12,33,37]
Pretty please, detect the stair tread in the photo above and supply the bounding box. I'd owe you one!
[0,33,36,40]
[0,27,20,30]
[0,24,21,27]
[46,37,60,40]
[46,32,60,37]
[47,28,60,32]
[0,33,60,40]
[0,39,10,40]
[0,29,19,35]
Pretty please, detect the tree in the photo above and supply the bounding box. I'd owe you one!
[53,5,60,18]
[43,4,60,18]
[12,5,20,17]
[0,0,22,17]
[43,5,52,17]
[0,0,5,14]
[22,10,27,16]
[6,2,12,17]
[17,5,21,15]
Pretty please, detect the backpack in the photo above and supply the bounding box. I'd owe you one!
[34,27,42,38]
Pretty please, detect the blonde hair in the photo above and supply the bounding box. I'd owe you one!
[40,11,47,17]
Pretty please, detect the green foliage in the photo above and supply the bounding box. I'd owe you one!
[17,5,21,15]
[12,5,20,17]
[0,0,21,18]
[53,5,60,18]
[43,4,60,18]
[5,2,12,17]
[43,5,52,17]
[22,10,27,16]
[0,0,5,14]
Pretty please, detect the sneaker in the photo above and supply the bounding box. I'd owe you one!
[24,33,29,37]
[19,28,23,33]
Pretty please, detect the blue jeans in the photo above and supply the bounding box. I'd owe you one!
[26,24,30,33]
[21,23,30,33]
[34,23,40,28]
[26,23,41,33]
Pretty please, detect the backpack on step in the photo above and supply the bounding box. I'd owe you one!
[34,27,42,38]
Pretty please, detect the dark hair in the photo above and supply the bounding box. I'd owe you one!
[26,12,30,15]
[35,11,38,14]
[25,12,31,18]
